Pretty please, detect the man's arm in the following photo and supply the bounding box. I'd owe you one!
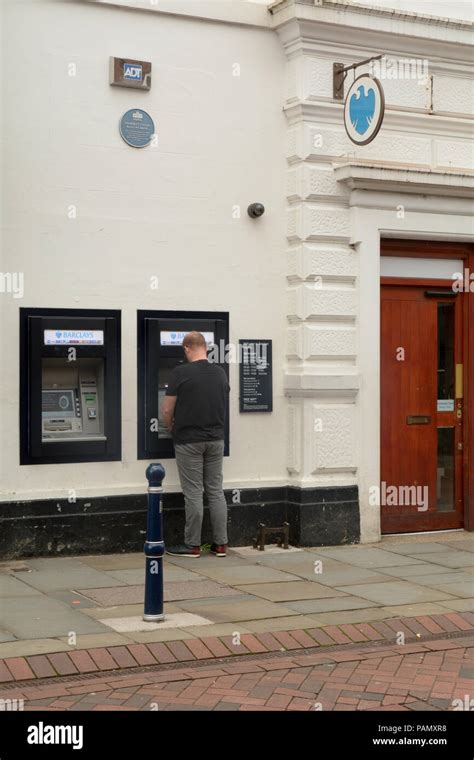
[161,395,177,432]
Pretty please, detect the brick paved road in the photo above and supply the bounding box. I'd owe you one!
[1,632,472,712]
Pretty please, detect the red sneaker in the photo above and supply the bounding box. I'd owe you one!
[210,543,227,557]
[166,544,201,558]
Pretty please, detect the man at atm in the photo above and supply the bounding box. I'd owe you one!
[161,331,230,558]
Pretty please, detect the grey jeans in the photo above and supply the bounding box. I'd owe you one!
[174,440,228,547]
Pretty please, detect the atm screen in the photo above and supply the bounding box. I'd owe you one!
[42,390,76,418]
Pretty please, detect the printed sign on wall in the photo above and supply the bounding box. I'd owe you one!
[239,339,273,413]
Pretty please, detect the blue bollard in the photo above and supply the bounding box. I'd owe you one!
[143,463,166,622]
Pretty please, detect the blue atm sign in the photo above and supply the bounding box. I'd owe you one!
[123,63,142,81]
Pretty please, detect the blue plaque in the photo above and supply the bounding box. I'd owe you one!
[119,109,155,148]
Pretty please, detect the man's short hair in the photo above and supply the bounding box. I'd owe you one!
[182,331,207,350]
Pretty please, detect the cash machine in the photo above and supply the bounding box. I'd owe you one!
[20,308,121,464]
[137,310,229,459]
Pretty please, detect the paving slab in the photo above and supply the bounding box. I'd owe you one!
[305,548,425,568]
[375,563,460,579]
[240,551,318,567]
[12,563,124,592]
[336,581,456,606]
[78,585,144,606]
[443,539,474,553]
[0,596,111,639]
[433,581,474,599]
[49,590,97,609]
[306,566,392,586]
[0,631,17,643]
[163,580,244,602]
[309,608,396,626]
[78,554,145,571]
[0,574,42,597]
[56,633,133,649]
[413,551,474,568]
[231,546,304,558]
[236,615,324,633]
[387,572,473,587]
[83,604,182,620]
[256,559,353,579]
[172,593,256,606]
[79,580,241,607]
[126,629,198,643]
[187,565,301,585]
[283,596,381,615]
[183,622,254,638]
[99,612,213,633]
[102,569,146,585]
[0,639,75,658]
[374,543,453,555]
[377,602,455,618]
[164,566,207,582]
[436,598,474,612]
[176,598,299,623]
[164,553,251,568]
[234,581,347,602]
[104,567,201,584]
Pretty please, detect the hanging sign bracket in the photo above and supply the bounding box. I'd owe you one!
[333,55,384,100]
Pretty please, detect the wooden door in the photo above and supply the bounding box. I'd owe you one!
[381,283,464,532]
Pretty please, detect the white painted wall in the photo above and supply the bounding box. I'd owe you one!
[1,0,472,548]
[273,0,473,540]
[0,0,287,501]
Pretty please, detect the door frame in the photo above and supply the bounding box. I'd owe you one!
[381,239,474,532]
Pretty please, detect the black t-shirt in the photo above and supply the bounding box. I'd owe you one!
[165,360,230,445]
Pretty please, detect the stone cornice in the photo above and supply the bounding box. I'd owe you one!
[270,0,472,32]
[333,162,474,198]
[283,100,474,140]
[271,2,473,61]
[268,0,472,28]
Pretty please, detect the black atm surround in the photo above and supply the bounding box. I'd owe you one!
[20,308,121,465]
[137,310,230,460]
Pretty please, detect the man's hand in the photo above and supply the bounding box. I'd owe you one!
[161,395,177,432]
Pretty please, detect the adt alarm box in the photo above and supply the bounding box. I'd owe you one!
[20,308,121,464]
[137,310,229,459]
